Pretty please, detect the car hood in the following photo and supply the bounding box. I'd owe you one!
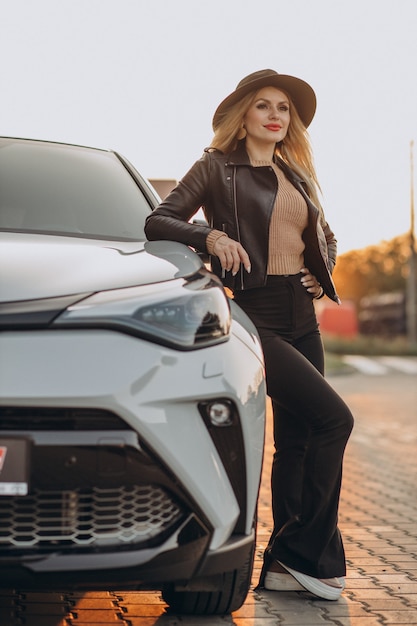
[1,233,204,303]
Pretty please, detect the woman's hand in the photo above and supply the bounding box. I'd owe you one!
[213,236,251,276]
[300,267,323,298]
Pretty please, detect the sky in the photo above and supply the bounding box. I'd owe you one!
[1,0,416,253]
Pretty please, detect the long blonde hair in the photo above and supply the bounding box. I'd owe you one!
[210,89,323,211]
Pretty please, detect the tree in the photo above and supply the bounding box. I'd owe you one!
[333,233,410,308]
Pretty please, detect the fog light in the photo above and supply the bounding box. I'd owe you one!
[208,401,233,427]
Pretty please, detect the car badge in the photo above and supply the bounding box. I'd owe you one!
[0,447,7,473]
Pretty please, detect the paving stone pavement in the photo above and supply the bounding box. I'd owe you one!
[1,370,416,625]
[249,372,417,626]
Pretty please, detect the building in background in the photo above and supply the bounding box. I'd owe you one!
[148,179,177,200]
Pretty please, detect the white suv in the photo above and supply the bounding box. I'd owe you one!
[0,137,266,615]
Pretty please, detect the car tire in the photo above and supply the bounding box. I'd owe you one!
[162,537,255,615]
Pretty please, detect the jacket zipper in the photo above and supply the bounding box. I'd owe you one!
[221,222,227,279]
[232,166,245,290]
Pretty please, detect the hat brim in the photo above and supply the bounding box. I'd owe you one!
[212,73,316,130]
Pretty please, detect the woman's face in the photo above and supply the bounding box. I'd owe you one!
[243,86,290,144]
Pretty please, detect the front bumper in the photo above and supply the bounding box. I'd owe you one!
[1,523,255,591]
[0,326,265,587]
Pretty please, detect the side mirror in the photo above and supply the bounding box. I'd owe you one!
[193,218,210,264]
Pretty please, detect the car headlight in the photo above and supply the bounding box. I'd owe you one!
[54,275,231,350]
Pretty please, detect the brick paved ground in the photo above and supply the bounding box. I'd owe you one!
[1,370,416,625]
[249,372,417,626]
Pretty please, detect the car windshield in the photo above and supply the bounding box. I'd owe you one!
[0,138,153,241]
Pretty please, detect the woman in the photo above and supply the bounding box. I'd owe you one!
[145,69,354,601]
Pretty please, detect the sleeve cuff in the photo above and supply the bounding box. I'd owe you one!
[206,230,228,255]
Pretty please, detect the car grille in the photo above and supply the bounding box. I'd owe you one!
[0,407,195,554]
[0,407,127,431]
[0,484,184,552]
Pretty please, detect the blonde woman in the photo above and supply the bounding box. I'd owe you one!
[145,69,354,600]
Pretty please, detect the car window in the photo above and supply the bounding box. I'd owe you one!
[0,139,152,241]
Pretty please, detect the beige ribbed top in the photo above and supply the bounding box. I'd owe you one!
[251,159,308,275]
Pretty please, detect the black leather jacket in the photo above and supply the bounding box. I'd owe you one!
[145,141,340,303]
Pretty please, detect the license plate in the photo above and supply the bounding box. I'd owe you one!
[0,438,30,496]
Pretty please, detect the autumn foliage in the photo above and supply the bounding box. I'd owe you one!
[332,232,412,308]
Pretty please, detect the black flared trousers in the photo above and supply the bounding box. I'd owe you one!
[234,274,354,579]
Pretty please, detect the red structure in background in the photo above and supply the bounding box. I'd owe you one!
[315,300,358,337]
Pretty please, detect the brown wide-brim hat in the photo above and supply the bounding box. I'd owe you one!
[212,69,317,130]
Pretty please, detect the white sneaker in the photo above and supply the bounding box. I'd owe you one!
[267,560,344,601]
[264,561,305,591]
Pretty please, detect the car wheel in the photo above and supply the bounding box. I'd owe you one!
[162,537,255,615]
